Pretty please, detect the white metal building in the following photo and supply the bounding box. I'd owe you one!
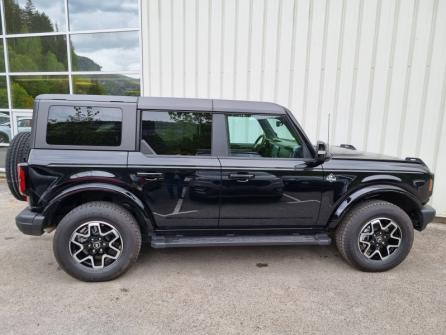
[142,0,446,216]
[0,0,445,216]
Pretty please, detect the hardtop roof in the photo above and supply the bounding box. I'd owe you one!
[36,94,287,114]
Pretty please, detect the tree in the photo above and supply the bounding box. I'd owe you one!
[11,83,33,109]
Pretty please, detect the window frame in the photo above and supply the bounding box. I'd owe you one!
[34,100,136,151]
[138,109,217,157]
[220,112,314,161]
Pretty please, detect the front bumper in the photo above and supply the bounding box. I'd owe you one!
[417,205,436,231]
[16,207,45,236]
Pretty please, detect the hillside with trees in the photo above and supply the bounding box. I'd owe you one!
[1,0,140,109]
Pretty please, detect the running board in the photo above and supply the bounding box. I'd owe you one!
[151,233,331,248]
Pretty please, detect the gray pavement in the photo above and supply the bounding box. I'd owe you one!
[0,179,445,335]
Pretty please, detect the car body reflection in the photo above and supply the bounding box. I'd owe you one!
[221,171,284,200]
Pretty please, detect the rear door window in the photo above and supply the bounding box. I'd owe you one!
[141,110,212,156]
[47,105,122,146]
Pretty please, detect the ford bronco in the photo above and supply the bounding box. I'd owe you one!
[6,94,436,281]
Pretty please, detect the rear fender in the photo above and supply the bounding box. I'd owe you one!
[43,182,155,234]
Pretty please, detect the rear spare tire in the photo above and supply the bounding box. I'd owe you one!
[5,132,31,201]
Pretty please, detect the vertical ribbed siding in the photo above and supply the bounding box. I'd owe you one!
[142,0,446,216]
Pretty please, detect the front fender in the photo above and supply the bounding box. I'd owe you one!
[43,182,154,232]
[328,184,422,227]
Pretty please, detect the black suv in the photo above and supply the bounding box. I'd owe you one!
[6,94,435,281]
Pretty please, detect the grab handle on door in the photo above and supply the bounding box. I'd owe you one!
[136,172,164,181]
[228,173,255,183]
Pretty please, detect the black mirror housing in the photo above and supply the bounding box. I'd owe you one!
[316,141,328,162]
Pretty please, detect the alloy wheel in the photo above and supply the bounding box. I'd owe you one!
[358,218,402,261]
[69,221,123,269]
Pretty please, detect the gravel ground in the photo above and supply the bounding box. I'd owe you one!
[0,180,445,335]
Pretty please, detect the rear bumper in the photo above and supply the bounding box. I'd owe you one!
[417,205,436,231]
[16,207,45,236]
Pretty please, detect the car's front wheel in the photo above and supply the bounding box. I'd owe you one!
[53,201,141,282]
[336,200,414,272]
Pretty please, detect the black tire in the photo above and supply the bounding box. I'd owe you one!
[53,201,142,282]
[5,132,31,201]
[336,200,414,272]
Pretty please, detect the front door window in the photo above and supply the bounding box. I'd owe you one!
[226,114,304,159]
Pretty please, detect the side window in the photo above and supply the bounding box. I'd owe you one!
[141,110,212,156]
[47,105,122,146]
[227,114,304,158]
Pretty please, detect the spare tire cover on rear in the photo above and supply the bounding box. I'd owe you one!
[5,132,31,201]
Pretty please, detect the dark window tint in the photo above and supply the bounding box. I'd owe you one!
[142,111,212,155]
[47,106,122,146]
[227,114,304,158]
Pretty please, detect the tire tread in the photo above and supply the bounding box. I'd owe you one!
[54,201,142,282]
[336,200,413,271]
[5,132,31,201]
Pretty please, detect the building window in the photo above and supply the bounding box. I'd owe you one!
[0,0,142,168]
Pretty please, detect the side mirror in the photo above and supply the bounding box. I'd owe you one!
[316,141,328,162]
[276,120,284,127]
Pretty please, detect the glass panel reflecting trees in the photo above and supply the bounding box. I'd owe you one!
[4,0,65,34]
[8,35,68,72]
[0,77,7,108]
[0,41,5,72]
[71,32,140,72]
[73,74,140,96]
[0,0,141,168]
[11,76,69,108]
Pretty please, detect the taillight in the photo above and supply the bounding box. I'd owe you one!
[428,177,434,194]
[17,163,27,196]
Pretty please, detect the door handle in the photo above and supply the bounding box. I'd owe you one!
[228,173,255,182]
[136,172,164,181]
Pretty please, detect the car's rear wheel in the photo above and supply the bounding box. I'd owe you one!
[5,132,31,201]
[53,201,142,282]
[336,200,414,272]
